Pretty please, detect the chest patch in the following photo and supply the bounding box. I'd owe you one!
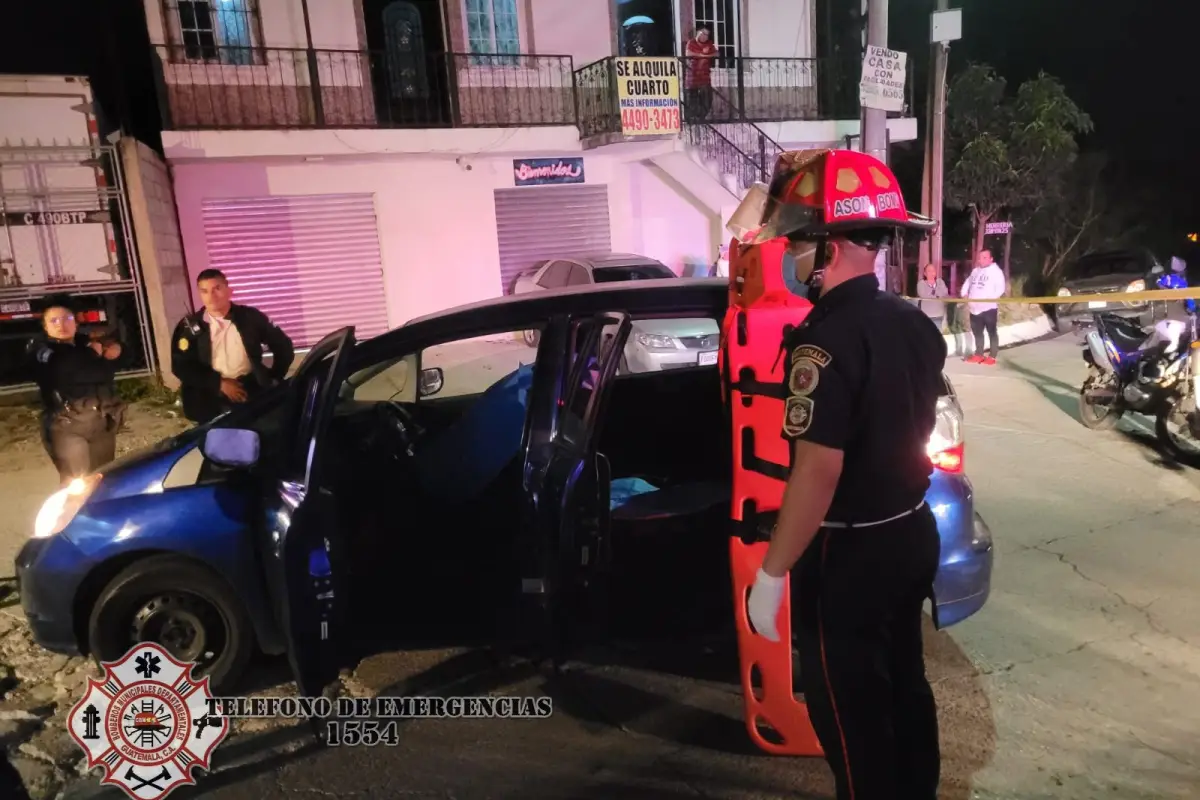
[177,338,190,352]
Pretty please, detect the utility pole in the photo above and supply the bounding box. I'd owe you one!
[921,3,961,271]
[861,0,889,163]
[300,0,325,125]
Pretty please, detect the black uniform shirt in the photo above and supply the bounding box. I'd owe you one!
[780,273,948,522]
[28,334,120,412]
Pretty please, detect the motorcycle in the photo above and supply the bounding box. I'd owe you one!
[1078,294,1200,460]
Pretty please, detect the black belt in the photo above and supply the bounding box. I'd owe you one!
[821,501,926,529]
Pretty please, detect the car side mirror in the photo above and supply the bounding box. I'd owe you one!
[418,367,444,398]
[201,428,260,468]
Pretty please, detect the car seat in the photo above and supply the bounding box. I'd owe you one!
[412,362,534,502]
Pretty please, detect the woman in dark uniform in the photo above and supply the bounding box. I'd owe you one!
[27,297,126,484]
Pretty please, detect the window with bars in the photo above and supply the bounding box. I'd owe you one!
[465,0,520,65]
[692,0,738,68]
[162,0,263,65]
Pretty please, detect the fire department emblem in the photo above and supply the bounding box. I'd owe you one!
[68,642,228,799]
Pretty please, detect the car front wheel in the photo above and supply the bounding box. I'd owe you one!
[87,555,254,695]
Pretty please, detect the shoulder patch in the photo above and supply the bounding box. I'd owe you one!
[782,395,814,437]
[177,338,190,352]
[788,357,820,396]
[791,344,832,368]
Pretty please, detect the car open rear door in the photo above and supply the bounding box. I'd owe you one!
[518,312,630,665]
[261,326,356,714]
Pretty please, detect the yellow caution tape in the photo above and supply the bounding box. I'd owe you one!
[900,288,1200,305]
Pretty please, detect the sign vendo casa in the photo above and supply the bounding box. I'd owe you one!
[859,45,908,113]
[614,57,681,136]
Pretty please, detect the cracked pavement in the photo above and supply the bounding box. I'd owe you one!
[5,331,1200,799]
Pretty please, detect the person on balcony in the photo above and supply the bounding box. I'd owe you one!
[685,28,719,120]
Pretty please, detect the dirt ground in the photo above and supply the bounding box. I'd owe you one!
[2,334,1200,799]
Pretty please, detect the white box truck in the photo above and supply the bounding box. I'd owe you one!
[0,75,137,386]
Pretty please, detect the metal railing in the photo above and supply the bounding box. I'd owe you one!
[681,123,764,196]
[574,54,914,141]
[154,45,577,130]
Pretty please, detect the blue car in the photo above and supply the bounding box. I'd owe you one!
[15,279,991,695]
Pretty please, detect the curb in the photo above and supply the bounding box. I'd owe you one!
[941,315,1053,358]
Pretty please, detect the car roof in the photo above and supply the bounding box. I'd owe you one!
[576,252,668,269]
[353,278,728,361]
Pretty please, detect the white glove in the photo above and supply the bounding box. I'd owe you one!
[747,568,786,642]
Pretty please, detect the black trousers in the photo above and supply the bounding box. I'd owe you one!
[42,405,120,483]
[969,309,1000,358]
[792,506,942,800]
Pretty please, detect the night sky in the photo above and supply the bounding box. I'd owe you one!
[0,0,1193,246]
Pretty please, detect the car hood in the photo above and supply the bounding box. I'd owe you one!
[633,318,720,338]
[1062,274,1142,292]
[88,426,207,503]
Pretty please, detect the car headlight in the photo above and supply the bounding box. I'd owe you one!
[1057,287,1072,297]
[635,332,678,350]
[34,474,101,539]
[1126,279,1145,293]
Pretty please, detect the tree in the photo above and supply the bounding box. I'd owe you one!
[944,65,1094,258]
[1019,153,1142,285]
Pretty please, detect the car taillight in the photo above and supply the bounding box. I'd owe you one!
[927,396,964,474]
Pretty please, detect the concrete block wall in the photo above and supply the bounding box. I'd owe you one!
[120,137,191,389]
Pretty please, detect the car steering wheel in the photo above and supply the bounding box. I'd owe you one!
[378,401,425,458]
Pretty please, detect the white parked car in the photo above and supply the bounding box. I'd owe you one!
[511,252,720,372]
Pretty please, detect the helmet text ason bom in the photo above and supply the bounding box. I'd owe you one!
[727,149,938,245]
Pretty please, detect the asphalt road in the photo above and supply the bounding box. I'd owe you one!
[36,331,1200,799]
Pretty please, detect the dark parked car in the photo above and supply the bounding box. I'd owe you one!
[1052,249,1168,332]
[16,279,991,701]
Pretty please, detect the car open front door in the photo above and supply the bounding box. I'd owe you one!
[261,326,356,713]
[519,312,630,665]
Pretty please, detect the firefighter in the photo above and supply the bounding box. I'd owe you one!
[28,296,126,484]
[171,268,294,424]
[739,150,946,799]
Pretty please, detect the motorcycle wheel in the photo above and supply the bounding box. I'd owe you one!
[1155,400,1200,463]
[1078,374,1123,430]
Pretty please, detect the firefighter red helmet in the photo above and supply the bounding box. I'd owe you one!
[728,149,936,244]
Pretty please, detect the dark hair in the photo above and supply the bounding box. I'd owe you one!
[196,268,228,284]
[39,293,76,318]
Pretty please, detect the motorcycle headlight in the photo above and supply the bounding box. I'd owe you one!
[635,332,678,350]
[1126,279,1145,293]
[1057,287,1072,297]
[33,474,101,539]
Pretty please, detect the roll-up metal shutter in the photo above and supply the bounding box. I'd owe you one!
[199,193,389,349]
[495,185,611,294]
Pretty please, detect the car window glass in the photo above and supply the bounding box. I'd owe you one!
[351,355,416,402]
[592,264,675,282]
[567,264,590,285]
[538,261,571,288]
[620,316,721,374]
[1068,256,1142,280]
[419,330,537,401]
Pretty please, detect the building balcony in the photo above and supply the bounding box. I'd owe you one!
[152,45,577,131]
[576,55,912,140]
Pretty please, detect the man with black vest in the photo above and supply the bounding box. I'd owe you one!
[171,268,295,424]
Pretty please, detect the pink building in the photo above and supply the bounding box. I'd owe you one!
[144,0,917,348]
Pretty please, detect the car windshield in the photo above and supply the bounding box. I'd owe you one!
[1066,256,1146,280]
[592,264,674,282]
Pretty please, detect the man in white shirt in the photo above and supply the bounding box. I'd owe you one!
[171,269,294,422]
[961,249,1006,364]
